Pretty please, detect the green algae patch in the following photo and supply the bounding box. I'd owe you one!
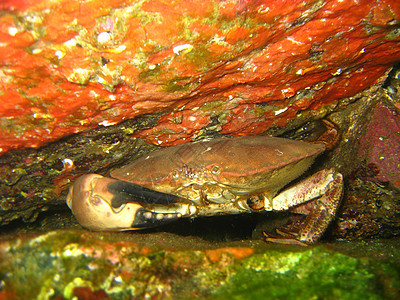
[212,246,400,299]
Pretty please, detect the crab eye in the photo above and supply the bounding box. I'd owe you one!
[171,169,180,179]
[210,165,221,175]
[246,195,264,211]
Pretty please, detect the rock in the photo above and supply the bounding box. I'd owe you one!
[0,230,399,299]
[357,101,400,188]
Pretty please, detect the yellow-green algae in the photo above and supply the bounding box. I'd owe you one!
[213,247,396,299]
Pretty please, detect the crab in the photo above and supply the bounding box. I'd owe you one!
[66,124,343,245]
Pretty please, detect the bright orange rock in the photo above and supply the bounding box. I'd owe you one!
[205,247,254,261]
[1,0,400,154]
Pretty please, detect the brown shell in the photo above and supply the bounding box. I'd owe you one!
[111,136,325,196]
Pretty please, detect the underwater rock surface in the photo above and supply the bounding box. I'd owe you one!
[0,230,399,299]
[1,3,400,297]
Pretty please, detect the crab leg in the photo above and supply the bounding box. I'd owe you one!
[269,168,340,211]
[264,168,343,245]
[66,174,188,231]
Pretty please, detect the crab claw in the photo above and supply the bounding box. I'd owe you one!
[66,174,184,231]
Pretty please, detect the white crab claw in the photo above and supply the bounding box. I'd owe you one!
[66,174,183,231]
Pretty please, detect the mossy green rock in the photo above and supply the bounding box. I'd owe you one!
[215,246,399,299]
[0,230,399,299]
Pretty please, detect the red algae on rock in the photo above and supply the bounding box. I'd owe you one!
[1,0,400,154]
